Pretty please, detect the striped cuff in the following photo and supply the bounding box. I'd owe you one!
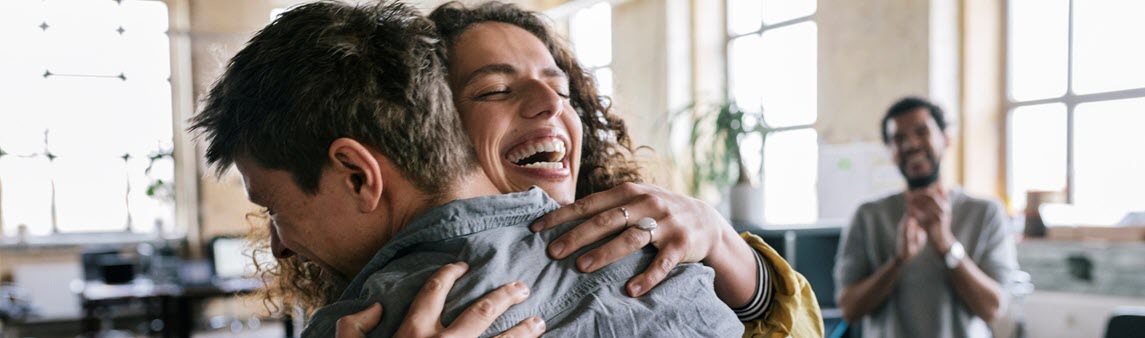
[731,248,773,322]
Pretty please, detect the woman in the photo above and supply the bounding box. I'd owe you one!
[433,0,762,310]
[279,2,820,337]
[425,3,821,337]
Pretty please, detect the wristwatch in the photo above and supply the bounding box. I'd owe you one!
[944,241,965,269]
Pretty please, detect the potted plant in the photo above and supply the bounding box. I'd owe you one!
[671,101,769,224]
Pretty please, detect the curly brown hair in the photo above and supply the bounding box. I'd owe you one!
[245,211,344,316]
[253,1,646,314]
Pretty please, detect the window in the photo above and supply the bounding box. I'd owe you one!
[727,0,818,224]
[1006,0,1145,213]
[569,2,613,97]
[0,0,175,237]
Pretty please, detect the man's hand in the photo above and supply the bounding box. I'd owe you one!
[336,262,546,338]
[896,214,927,264]
[906,187,955,253]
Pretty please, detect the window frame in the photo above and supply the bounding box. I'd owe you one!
[567,2,615,98]
[0,0,197,245]
[724,1,819,224]
[1004,0,1145,208]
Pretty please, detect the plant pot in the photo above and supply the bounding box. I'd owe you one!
[730,182,764,225]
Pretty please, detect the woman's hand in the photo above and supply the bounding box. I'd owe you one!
[530,183,759,305]
[336,262,546,338]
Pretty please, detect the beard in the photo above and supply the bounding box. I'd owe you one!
[898,151,940,190]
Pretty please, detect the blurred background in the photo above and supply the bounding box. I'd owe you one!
[1,0,1142,337]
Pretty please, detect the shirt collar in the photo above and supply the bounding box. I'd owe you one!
[339,186,560,299]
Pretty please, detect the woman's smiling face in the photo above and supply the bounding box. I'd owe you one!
[447,22,583,205]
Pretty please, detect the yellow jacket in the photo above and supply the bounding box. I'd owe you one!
[741,232,824,338]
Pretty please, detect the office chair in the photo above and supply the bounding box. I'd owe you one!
[1105,306,1145,338]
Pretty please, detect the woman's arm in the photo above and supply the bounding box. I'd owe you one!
[530,182,761,308]
[740,233,824,338]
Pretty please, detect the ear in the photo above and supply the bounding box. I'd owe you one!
[328,138,384,213]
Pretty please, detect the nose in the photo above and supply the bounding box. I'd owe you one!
[519,80,567,119]
[897,134,921,151]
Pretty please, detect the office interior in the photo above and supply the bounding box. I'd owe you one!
[1,0,1142,337]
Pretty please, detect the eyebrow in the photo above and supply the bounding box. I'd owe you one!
[461,63,568,87]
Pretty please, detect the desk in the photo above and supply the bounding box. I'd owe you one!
[79,278,261,338]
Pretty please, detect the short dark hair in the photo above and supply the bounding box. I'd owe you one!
[881,96,947,144]
[190,1,476,195]
[429,1,643,198]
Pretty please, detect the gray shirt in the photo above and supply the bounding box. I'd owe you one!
[303,187,742,337]
[834,189,1019,338]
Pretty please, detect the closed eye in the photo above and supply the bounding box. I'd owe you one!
[476,89,510,99]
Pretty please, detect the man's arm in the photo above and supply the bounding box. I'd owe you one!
[910,190,1009,322]
[837,213,926,322]
[838,258,903,322]
[935,242,1006,322]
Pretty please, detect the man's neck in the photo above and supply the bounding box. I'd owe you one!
[438,172,503,202]
[386,171,501,229]
[906,182,947,194]
[344,169,502,278]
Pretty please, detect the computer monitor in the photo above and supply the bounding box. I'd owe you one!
[209,236,271,281]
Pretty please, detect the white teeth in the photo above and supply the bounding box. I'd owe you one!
[522,162,564,169]
[507,138,567,165]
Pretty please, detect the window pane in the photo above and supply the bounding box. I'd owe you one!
[1072,0,1145,94]
[0,0,43,30]
[727,0,763,36]
[1008,0,1068,101]
[42,23,124,76]
[128,155,174,234]
[41,77,129,158]
[1073,98,1145,213]
[0,93,50,156]
[0,157,53,237]
[763,129,818,223]
[1008,103,1067,210]
[121,0,169,33]
[729,34,764,114]
[122,32,171,80]
[759,22,817,127]
[42,0,123,76]
[762,0,816,24]
[0,0,173,235]
[570,3,611,68]
[43,0,118,32]
[594,67,613,98]
[53,156,128,233]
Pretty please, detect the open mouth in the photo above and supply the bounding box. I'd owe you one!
[506,137,567,169]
